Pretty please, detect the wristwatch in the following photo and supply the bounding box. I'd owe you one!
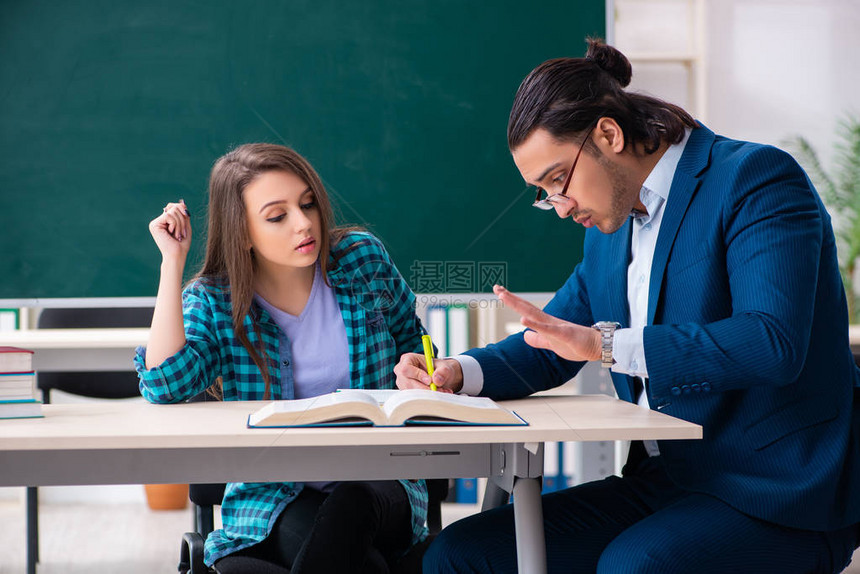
[591,321,621,368]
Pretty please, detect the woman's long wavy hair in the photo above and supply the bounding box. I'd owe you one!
[508,38,697,154]
[196,143,353,399]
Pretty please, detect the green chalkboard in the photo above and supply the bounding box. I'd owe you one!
[0,0,604,300]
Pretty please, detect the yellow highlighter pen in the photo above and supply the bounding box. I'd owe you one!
[421,334,438,391]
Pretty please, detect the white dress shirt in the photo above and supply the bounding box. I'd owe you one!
[613,129,690,455]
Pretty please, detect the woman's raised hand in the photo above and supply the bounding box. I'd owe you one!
[149,200,192,261]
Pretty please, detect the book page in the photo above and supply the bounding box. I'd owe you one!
[336,388,400,404]
[0,347,34,373]
[381,389,523,426]
[248,390,384,427]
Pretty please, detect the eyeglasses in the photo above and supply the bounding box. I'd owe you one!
[532,125,595,211]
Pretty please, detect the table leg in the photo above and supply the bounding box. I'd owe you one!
[512,476,546,574]
[27,486,38,574]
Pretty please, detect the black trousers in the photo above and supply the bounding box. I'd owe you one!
[214,480,412,574]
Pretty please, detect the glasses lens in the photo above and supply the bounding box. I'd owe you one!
[531,187,556,210]
[533,193,569,211]
[532,199,555,210]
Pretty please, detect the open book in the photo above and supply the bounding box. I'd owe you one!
[247,389,526,428]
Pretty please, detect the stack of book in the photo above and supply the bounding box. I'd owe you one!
[0,346,42,419]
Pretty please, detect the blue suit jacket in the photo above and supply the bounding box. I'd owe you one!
[466,124,860,531]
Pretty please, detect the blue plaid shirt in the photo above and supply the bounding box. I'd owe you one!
[135,232,429,565]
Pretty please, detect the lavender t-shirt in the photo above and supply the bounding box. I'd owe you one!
[255,265,350,400]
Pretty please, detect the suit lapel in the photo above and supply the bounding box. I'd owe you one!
[646,125,714,326]
[605,220,632,328]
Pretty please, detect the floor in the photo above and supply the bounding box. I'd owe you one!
[0,496,479,574]
[0,497,858,573]
[0,499,198,574]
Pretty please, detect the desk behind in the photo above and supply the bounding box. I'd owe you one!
[7,325,860,372]
[0,328,148,372]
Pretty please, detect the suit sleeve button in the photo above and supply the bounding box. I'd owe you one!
[671,386,681,396]
[691,384,700,392]
[681,385,691,394]
[701,382,711,391]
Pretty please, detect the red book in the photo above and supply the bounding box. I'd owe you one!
[0,346,35,373]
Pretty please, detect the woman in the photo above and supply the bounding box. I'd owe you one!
[135,143,428,573]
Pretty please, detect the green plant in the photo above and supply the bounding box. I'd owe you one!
[786,116,860,322]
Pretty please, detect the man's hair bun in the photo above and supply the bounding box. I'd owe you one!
[585,38,632,88]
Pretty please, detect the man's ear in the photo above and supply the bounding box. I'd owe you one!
[594,117,625,155]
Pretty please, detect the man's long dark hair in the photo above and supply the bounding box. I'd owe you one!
[507,38,697,154]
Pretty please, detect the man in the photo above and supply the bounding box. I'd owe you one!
[395,39,860,573]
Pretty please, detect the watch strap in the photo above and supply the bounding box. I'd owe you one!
[591,321,621,368]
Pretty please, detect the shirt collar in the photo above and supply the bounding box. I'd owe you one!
[633,128,692,221]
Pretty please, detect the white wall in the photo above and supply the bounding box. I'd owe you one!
[614,0,860,173]
[707,0,860,171]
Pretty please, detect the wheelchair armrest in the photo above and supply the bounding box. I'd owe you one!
[178,531,209,574]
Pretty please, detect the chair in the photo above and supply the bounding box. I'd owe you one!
[178,478,451,574]
[26,306,152,574]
